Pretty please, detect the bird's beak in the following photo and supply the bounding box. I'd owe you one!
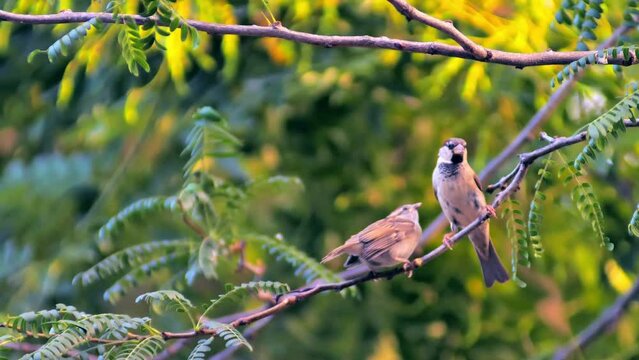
[453,144,465,155]
[412,202,422,209]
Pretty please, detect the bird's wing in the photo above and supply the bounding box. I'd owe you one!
[473,173,483,191]
[357,218,415,261]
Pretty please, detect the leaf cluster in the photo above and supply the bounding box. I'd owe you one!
[501,198,529,288]
[573,89,637,170]
[558,154,613,250]
[554,0,604,50]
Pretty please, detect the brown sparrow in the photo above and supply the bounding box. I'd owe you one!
[432,138,509,287]
[321,203,422,276]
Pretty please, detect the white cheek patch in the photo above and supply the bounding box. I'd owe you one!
[438,147,453,164]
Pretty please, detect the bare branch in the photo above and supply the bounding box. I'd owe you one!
[0,10,635,68]
[386,0,488,59]
[553,277,639,360]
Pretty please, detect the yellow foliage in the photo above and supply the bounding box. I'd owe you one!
[124,89,144,125]
[261,38,296,66]
[293,0,312,22]
[368,332,401,360]
[166,30,190,95]
[191,158,216,174]
[466,276,486,299]
[380,49,401,66]
[0,23,11,53]
[57,60,79,109]
[605,259,633,294]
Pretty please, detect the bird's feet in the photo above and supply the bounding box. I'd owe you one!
[442,232,456,250]
[485,205,497,218]
[402,261,416,278]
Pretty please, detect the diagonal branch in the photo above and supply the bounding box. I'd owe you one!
[0,10,636,68]
[5,123,637,354]
[552,276,639,360]
[386,0,488,59]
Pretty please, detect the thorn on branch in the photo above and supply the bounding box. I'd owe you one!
[540,132,555,143]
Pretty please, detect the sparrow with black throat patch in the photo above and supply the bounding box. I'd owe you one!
[321,203,422,277]
[432,138,509,287]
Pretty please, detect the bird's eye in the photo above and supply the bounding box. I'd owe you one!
[402,207,408,211]
[447,143,455,149]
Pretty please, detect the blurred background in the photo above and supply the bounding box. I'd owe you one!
[1,0,639,358]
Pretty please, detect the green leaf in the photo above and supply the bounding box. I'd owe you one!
[202,321,253,351]
[73,239,194,287]
[182,108,241,178]
[136,290,195,326]
[558,152,612,250]
[188,337,214,359]
[27,18,101,63]
[198,281,289,326]
[246,233,356,297]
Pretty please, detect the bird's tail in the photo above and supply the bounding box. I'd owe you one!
[474,240,509,288]
[321,243,352,264]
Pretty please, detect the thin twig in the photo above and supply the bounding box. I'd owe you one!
[0,10,635,68]
[386,0,488,59]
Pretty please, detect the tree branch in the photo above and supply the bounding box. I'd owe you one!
[0,9,636,68]
[5,123,637,355]
[552,276,639,360]
[386,0,488,59]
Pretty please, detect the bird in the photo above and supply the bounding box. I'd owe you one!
[432,138,509,287]
[321,203,422,277]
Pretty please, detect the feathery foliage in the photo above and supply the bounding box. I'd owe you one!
[21,327,87,360]
[142,0,200,47]
[136,290,195,327]
[27,18,102,63]
[573,88,638,170]
[104,336,165,360]
[5,308,154,359]
[118,16,151,76]
[624,0,639,26]
[501,198,528,288]
[527,154,554,258]
[202,321,253,352]
[553,0,604,50]
[557,152,613,250]
[551,47,639,87]
[73,239,194,286]
[103,252,190,303]
[97,196,179,242]
[0,334,22,359]
[187,337,215,360]
[5,304,87,336]
[198,281,290,326]
[246,234,355,296]
[629,203,639,237]
[182,107,242,178]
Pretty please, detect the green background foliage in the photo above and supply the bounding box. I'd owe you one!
[1,0,639,358]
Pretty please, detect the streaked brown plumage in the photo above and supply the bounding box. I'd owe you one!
[321,203,422,275]
[432,138,509,287]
